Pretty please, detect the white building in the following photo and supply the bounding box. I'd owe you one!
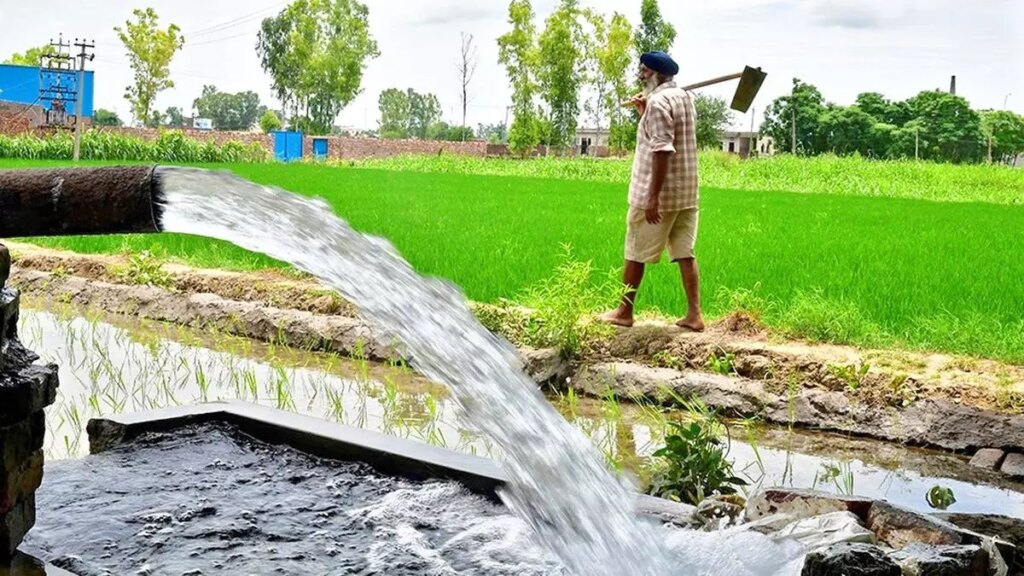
[720,131,775,158]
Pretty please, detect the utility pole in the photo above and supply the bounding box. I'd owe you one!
[72,38,95,162]
[791,108,797,155]
[1005,93,1013,110]
[38,35,74,130]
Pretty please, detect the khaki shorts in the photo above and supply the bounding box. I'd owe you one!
[624,206,699,263]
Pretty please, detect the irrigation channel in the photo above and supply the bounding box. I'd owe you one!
[23,305,1024,520]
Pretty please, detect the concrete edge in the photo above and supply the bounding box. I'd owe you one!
[85,401,695,522]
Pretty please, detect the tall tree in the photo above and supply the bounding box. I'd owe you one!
[498,0,541,156]
[257,0,379,135]
[905,90,984,163]
[3,45,55,65]
[693,94,732,149]
[593,12,635,153]
[634,0,676,55]
[378,88,411,139]
[456,32,477,139]
[537,0,586,149]
[193,85,263,131]
[761,78,826,155]
[115,8,184,125]
[408,89,442,139]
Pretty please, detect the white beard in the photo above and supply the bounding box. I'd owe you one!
[643,75,660,96]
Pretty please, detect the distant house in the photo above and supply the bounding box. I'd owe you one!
[574,127,610,157]
[720,131,774,158]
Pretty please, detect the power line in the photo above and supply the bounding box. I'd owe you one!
[186,1,287,38]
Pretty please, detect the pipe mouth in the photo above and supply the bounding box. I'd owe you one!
[149,165,166,232]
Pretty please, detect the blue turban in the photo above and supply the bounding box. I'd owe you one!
[640,51,679,76]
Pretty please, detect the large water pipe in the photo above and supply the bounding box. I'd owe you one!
[0,166,165,238]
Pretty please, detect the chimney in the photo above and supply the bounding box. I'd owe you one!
[950,75,956,95]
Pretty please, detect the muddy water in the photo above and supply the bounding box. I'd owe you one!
[20,305,1024,519]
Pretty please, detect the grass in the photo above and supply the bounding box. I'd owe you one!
[3,157,1024,362]
[348,152,1024,206]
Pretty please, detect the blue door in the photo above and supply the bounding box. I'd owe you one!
[312,137,328,159]
[272,131,304,162]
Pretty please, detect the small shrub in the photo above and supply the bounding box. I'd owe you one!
[645,406,747,505]
[517,246,624,357]
[706,351,736,376]
[827,362,871,391]
[112,250,173,288]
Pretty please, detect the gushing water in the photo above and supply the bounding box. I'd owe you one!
[157,167,804,576]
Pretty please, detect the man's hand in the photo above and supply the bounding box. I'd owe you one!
[645,201,661,225]
[630,95,647,116]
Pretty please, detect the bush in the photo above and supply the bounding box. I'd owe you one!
[0,129,269,163]
[645,404,747,505]
[259,110,282,133]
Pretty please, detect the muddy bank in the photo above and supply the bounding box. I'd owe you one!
[7,244,1024,459]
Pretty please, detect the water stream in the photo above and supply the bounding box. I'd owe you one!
[155,166,806,575]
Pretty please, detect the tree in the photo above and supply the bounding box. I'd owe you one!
[259,109,283,133]
[593,12,635,153]
[817,105,877,156]
[93,109,123,127]
[477,123,507,144]
[634,0,676,55]
[693,94,732,150]
[456,32,477,139]
[3,45,56,66]
[982,110,1024,164]
[378,88,411,139]
[408,89,442,139]
[115,8,185,125]
[537,0,587,149]
[257,0,379,135]
[377,88,442,139]
[498,0,541,156]
[761,78,826,155]
[145,109,165,128]
[427,122,475,142]
[906,90,984,163]
[164,106,185,128]
[192,85,263,131]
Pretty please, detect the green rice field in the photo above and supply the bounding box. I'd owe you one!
[3,156,1023,362]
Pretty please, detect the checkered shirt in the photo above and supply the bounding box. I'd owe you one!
[628,81,699,211]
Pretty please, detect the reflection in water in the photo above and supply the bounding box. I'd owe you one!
[20,305,1024,519]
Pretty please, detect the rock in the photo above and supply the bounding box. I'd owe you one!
[772,511,876,550]
[889,544,988,576]
[634,495,698,528]
[936,512,1024,550]
[694,495,745,530]
[867,501,976,548]
[1001,453,1024,478]
[0,450,44,511]
[518,347,570,385]
[969,449,1007,470]
[746,489,875,523]
[801,542,901,576]
[734,354,773,380]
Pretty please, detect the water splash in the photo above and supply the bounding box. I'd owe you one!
[157,167,804,575]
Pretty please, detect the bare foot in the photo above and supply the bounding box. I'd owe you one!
[676,316,705,332]
[599,309,634,328]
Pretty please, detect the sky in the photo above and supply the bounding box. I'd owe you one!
[0,0,1020,132]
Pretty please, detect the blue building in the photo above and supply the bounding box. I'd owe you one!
[0,63,95,117]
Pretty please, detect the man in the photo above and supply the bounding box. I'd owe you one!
[600,51,704,331]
